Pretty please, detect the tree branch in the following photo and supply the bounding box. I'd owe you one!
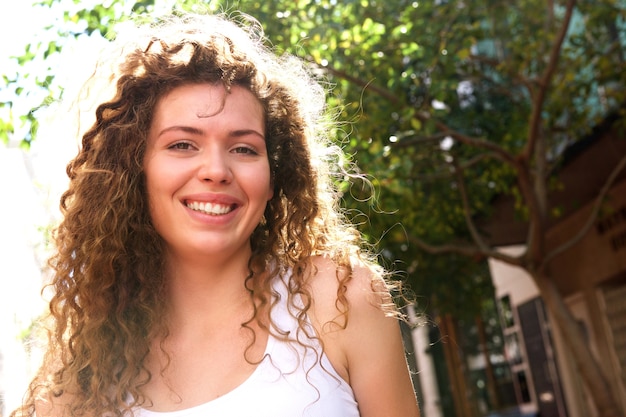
[394,131,452,148]
[407,233,524,267]
[513,0,577,266]
[315,62,400,104]
[411,152,502,183]
[467,54,535,93]
[543,151,626,267]
[316,59,522,170]
[395,127,518,166]
[452,156,492,254]
[522,0,576,161]
[445,129,518,164]
[514,160,548,267]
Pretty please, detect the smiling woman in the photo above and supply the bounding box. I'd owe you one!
[144,84,273,267]
[9,11,420,417]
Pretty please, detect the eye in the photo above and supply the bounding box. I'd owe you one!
[232,146,259,155]
[168,141,195,151]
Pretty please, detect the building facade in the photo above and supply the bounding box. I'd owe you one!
[488,122,626,417]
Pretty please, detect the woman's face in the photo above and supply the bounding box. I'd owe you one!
[143,83,273,264]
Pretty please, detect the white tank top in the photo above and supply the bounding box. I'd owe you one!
[131,274,360,417]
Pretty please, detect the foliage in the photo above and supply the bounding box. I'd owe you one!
[2,0,625,314]
[3,0,625,286]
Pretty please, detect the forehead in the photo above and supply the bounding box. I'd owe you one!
[160,83,260,110]
[151,83,265,129]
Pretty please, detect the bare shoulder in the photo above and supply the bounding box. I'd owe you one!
[305,255,420,417]
[306,255,389,317]
[305,254,397,351]
[305,255,391,343]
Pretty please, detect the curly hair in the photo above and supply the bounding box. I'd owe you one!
[11,12,401,417]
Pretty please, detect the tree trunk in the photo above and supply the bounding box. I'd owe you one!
[531,270,624,417]
[441,314,474,417]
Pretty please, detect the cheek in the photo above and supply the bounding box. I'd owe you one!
[144,157,181,198]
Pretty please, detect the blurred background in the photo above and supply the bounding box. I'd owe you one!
[1,1,625,417]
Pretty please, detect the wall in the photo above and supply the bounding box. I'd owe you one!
[546,179,626,295]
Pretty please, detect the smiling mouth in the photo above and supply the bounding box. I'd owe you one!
[186,201,235,215]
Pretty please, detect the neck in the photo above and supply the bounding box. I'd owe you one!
[162,248,254,329]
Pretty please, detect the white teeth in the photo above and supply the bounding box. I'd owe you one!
[187,201,233,215]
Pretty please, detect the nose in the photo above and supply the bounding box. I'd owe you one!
[197,148,233,184]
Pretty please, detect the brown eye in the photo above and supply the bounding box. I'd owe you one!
[232,146,258,155]
[168,141,195,150]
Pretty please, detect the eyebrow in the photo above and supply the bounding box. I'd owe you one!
[157,125,205,137]
[157,125,265,140]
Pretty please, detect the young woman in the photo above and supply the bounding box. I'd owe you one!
[12,12,420,417]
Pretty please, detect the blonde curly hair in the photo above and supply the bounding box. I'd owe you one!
[12,12,401,417]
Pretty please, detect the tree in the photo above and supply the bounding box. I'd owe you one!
[2,0,625,415]
[259,2,626,415]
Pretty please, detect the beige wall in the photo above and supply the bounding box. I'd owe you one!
[489,245,538,305]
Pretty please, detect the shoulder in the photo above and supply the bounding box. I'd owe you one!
[303,254,395,379]
[306,254,390,306]
[304,255,420,417]
[304,254,392,336]
[306,253,384,301]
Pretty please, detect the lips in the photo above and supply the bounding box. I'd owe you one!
[185,200,235,215]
